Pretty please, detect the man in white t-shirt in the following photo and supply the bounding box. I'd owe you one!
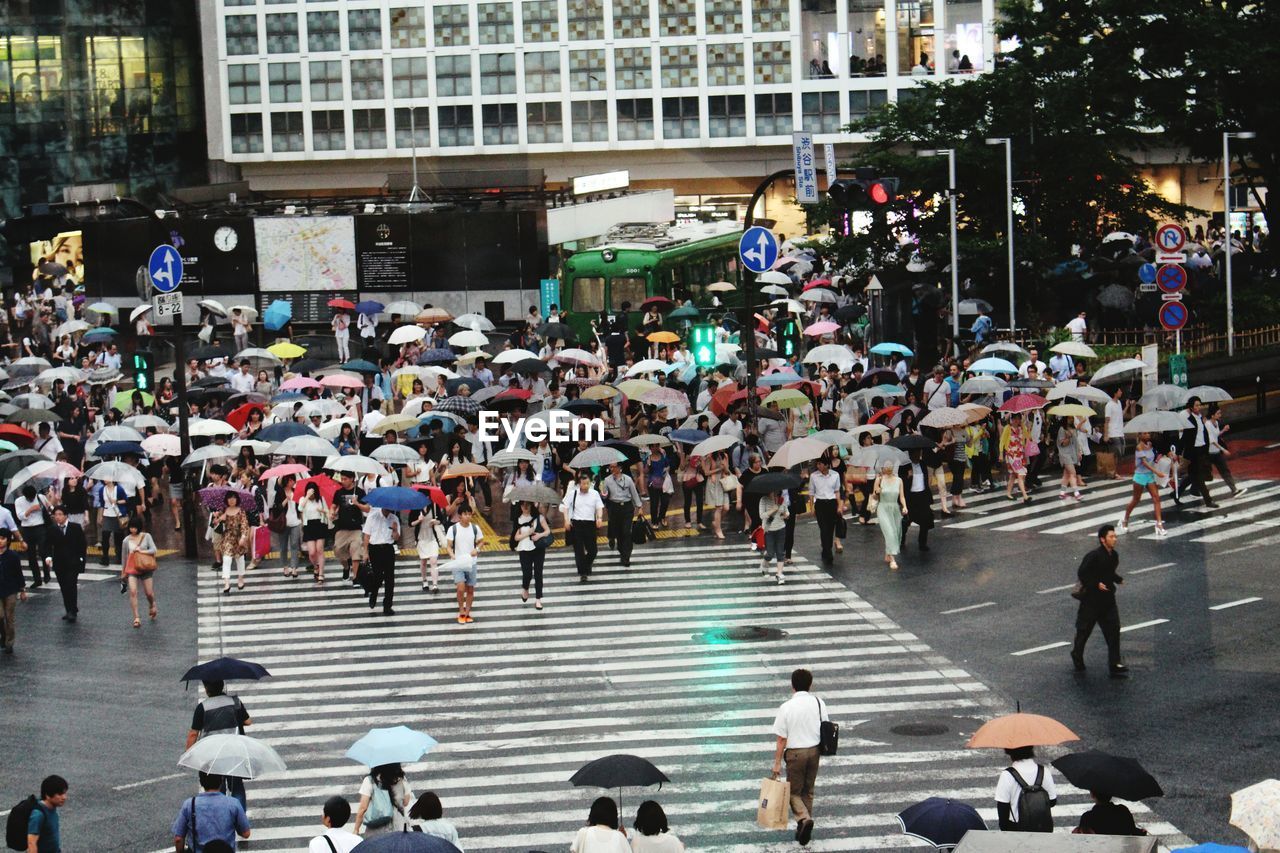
[308,796,362,853]
[1102,387,1126,474]
[229,361,256,394]
[444,504,483,624]
[770,668,828,845]
[1065,311,1088,342]
[1017,348,1047,378]
[994,746,1058,831]
[922,367,949,410]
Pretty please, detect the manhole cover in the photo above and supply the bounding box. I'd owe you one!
[892,722,950,737]
[693,626,789,644]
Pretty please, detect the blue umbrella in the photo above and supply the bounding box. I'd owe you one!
[256,422,319,442]
[83,327,117,342]
[969,357,1020,374]
[270,391,308,404]
[263,300,293,331]
[870,342,914,357]
[365,486,430,511]
[341,359,381,374]
[346,725,438,767]
[419,412,464,430]
[1175,846,1250,853]
[418,348,458,365]
[352,832,460,853]
[356,300,385,316]
[668,429,709,445]
[94,440,147,457]
[896,797,986,850]
[181,657,271,683]
[757,371,804,387]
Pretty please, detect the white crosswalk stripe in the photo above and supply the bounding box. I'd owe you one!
[193,541,1193,851]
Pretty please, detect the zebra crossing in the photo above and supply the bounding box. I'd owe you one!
[941,476,1278,544]
[193,539,1194,851]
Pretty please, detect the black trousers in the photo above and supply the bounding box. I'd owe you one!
[1073,600,1121,667]
[23,525,46,583]
[1026,444,1046,485]
[948,460,967,496]
[54,562,78,616]
[784,510,797,559]
[606,501,634,565]
[1208,452,1238,492]
[519,548,545,598]
[682,481,704,524]
[902,490,933,547]
[1187,447,1213,504]
[571,519,598,576]
[814,498,838,560]
[367,543,396,613]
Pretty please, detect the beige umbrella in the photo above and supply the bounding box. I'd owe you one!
[966,713,1079,749]
[1050,341,1097,359]
[630,433,671,447]
[690,434,740,457]
[1230,778,1280,851]
[850,423,890,440]
[706,281,736,292]
[768,437,830,469]
[919,407,970,429]
[582,385,620,401]
[1047,403,1096,419]
[957,403,992,424]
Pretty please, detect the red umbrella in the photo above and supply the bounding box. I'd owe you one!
[869,405,905,424]
[494,388,532,402]
[293,473,340,504]
[709,382,740,417]
[0,424,36,447]
[803,278,832,291]
[327,298,356,310]
[640,296,674,312]
[411,483,448,509]
[226,402,265,431]
[1000,393,1049,414]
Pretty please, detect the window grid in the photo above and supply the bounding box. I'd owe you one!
[437,104,474,146]
[394,107,430,147]
[477,3,514,44]
[706,43,744,86]
[225,15,259,56]
[566,0,604,40]
[350,58,385,100]
[268,61,302,102]
[479,53,515,95]
[611,0,649,38]
[434,5,470,46]
[306,11,340,52]
[348,9,383,50]
[522,1,559,42]
[482,102,519,144]
[708,93,745,137]
[436,55,472,96]
[614,47,651,90]
[568,49,605,92]
[271,111,304,151]
[802,91,841,133]
[849,88,888,121]
[615,97,654,140]
[660,45,698,89]
[230,113,263,153]
[352,107,387,149]
[312,109,345,150]
[657,0,696,37]
[391,57,430,99]
[754,41,790,84]
[525,101,563,143]
[389,7,427,49]
[570,100,608,142]
[227,64,260,105]
[265,13,298,53]
[705,0,743,34]
[751,0,789,32]
[662,95,699,138]
[309,60,344,101]
[754,92,792,135]
[524,51,561,94]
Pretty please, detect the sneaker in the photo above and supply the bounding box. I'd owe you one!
[1233,487,1249,498]
[457,615,467,624]
[429,582,438,593]
[1073,492,1083,501]
[1117,520,1128,534]
[759,563,769,575]
[1059,493,1069,500]
[777,575,785,585]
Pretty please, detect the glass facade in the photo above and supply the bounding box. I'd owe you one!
[0,3,207,243]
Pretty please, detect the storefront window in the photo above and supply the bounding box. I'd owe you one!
[896,0,935,76]
[846,0,887,76]
[800,0,836,78]
[943,0,983,72]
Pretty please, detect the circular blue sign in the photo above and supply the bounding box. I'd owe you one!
[739,227,779,274]
[1159,300,1188,331]
[1138,263,1157,283]
[147,244,184,293]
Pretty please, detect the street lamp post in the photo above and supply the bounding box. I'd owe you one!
[864,275,884,350]
[985,137,1016,335]
[1223,130,1256,358]
[917,148,959,340]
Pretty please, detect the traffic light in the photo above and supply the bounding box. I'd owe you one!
[778,318,800,358]
[690,324,716,367]
[828,175,898,210]
[132,351,154,393]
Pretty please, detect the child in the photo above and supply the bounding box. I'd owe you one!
[444,504,483,624]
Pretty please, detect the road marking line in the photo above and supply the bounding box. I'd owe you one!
[1209,597,1262,611]
[940,601,997,615]
[1037,583,1077,594]
[112,772,187,791]
[1131,562,1176,575]
[1266,442,1280,449]
[1011,640,1070,656]
[1120,618,1169,633]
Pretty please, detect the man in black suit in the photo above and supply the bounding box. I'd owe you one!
[43,506,87,622]
[1071,524,1128,676]
[1179,396,1218,508]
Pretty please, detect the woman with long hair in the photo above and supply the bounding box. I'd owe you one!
[571,796,630,853]
[334,422,359,456]
[410,499,446,593]
[1000,413,1032,502]
[642,444,671,529]
[212,491,251,593]
[353,763,413,835]
[120,515,158,627]
[1056,416,1085,500]
[242,407,265,440]
[253,369,273,397]
[271,475,303,577]
[677,449,705,530]
[298,482,330,583]
[1118,432,1166,536]
[511,499,551,609]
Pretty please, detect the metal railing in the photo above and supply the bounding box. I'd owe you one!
[1004,324,1280,359]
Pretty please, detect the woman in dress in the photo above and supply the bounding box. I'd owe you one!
[1000,413,1032,502]
[410,500,446,593]
[119,515,158,627]
[1118,431,1165,536]
[1056,417,1084,500]
[511,500,551,609]
[353,763,414,835]
[872,460,908,570]
[298,483,330,582]
[642,444,671,529]
[212,491,251,593]
[702,451,734,540]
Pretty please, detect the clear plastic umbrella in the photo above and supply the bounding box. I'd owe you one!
[178,733,286,780]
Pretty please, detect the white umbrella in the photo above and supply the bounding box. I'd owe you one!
[276,434,338,458]
[803,345,855,370]
[4,460,59,502]
[1050,341,1097,359]
[34,366,87,388]
[757,270,792,286]
[317,417,358,439]
[325,455,389,477]
[919,407,971,429]
[850,423,891,440]
[448,329,489,348]
[384,300,422,317]
[1124,410,1192,434]
[798,288,837,303]
[54,319,90,337]
[129,304,153,322]
[770,299,806,315]
[679,411,720,431]
[228,305,259,322]
[556,348,602,367]
[769,437,831,469]
[198,299,227,317]
[189,419,237,438]
[177,733,287,780]
[1047,381,1111,405]
[456,351,487,366]
[1186,385,1231,403]
[10,392,56,410]
[454,313,496,332]
[690,434,741,457]
[88,425,146,448]
[492,348,540,365]
[1139,384,1190,411]
[760,284,790,297]
[981,341,1030,360]
[141,434,181,458]
[235,347,283,365]
[231,439,273,455]
[388,325,427,345]
[626,359,672,376]
[489,448,540,468]
[707,281,736,292]
[300,398,349,418]
[959,376,1007,395]
[125,414,172,432]
[84,461,147,489]
[1088,358,1147,385]
[371,444,421,465]
[848,443,909,469]
[182,445,236,467]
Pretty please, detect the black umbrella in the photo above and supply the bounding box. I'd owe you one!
[187,386,234,403]
[349,831,461,852]
[569,754,669,813]
[181,656,272,684]
[743,470,804,495]
[444,377,484,395]
[563,399,607,416]
[291,358,326,374]
[859,369,899,388]
[191,345,233,361]
[835,303,866,324]
[0,450,45,482]
[192,376,231,389]
[537,322,576,342]
[1052,750,1163,801]
[513,358,551,376]
[888,434,936,451]
[223,392,270,413]
[754,347,782,360]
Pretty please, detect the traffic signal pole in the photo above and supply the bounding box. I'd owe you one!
[741,169,794,432]
[170,312,198,558]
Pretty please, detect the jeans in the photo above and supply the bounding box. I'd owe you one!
[763,528,786,564]
[367,543,396,612]
[571,519,598,576]
[223,775,247,811]
[519,548,545,598]
[784,746,821,822]
[276,526,301,571]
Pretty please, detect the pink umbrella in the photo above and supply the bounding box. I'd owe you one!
[141,433,181,459]
[260,463,311,481]
[281,376,322,391]
[802,278,832,291]
[320,374,363,390]
[804,321,839,337]
[999,393,1049,414]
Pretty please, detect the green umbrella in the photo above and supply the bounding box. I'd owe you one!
[668,305,701,320]
[112,389,155,409]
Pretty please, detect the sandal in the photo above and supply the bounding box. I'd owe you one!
[133,618,141,628]
[149,605,158,620]
[316,575,325,584]
[236,579,245,590]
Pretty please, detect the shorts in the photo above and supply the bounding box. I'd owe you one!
[1133,471,1156,487]
[334,529,364,563]
[451,563,478,587]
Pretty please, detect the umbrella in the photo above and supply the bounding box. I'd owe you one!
[87,302,118,316]
[388,325,426,345]
[267,341,307,360]
[191,345,233,362]
[896,797,987,850]
[1172,846,1249,853]
[563,399,608,416]
[668,429,709,446]
[888,434,936,451]
[959,376,1007,395]
[1089,358,1147,385]
[448,329,489,348]
[668,305,701,320]
[351,833,462,853]
[536,321,575,342]
[1230,779,1280,852]
[181,446,236,467]
[384,300,422,317]
[280,376,322,392]
[629,433,671,448]
[234,347,283,366]
[177,733,286,780]
[435,395,482,419]
[570,447,626,468]
[291,358,325,373]
[417,307,454,324]
[1051,750,1163,801]
[197,299,227,317]
[346,725,438,767]
[804,320,839,337]
[257,299,291,331]
[957,403,992,424]
[141,434,181,459]
[453,312,496,332]
[834,303,865,324]
[418,348,458,365]
[859,368,899,388]
[326,456,390,478]
[438,462,489,480]
[647,331,680,344]
[810,429,857,448]
[1047,381,1111,405]
[768,437,830,469]
[615,379,659,400]
[504,483,562,504]
[1186,385,1231,403]
[1051,341,1097,359]
[627,359,673,377]
[957,298,992,314]
[847,444,909,469]
[92,440,147,458]
[374,414,423,434]
[180,657,271,683]
[362,486,428,511]
[419,412,465,431]
[126,414,172,433]
[999,394,1048,414]
[8,357,52,376]
[320,373,364,391]
[690,434,740,457]
[1124,410,1192,434]
[355,300,384,316]
[225,403,266,431]
[7,408,60,424]
[445,377,485,396]
[758,371,805,387]
[770,298,806,315]
[1140,384,1191,411]
[569,754,669,813]
[763,389,810,409]
[760,284,790,298]
[197,485,256,511]
[228,305,259,323]
[276,435,339,458]
[190,419,237,438]
[257,422,319,442]
[868,405,904,425]
[870,342,914,357]
[327,298,356,310]
[743,470,804,495]
[260,463,311,480]
[757,270,792,286]
[0,450,44,481]
[919,408,970,429]
[489,448,539,468]
[1047,403,1095,418]
[293,474,340,504]
[969,357,1019,374]
[981,342,1029,359]
[341,359,380,374]
[491,348,540,365]
[557,348,602,367]
[232,439,273,456]
[966,712,1079,749]
[798,288,837,304]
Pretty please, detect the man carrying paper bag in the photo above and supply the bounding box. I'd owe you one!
[768,668,829,846]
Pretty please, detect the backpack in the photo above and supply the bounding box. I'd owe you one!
[364,779,394,829]
[1007,765,1054,832]
[7,797,37,850]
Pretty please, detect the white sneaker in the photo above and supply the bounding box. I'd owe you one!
[1117,520,1128,534]
[759,563,769,575]
[776,575,785,585]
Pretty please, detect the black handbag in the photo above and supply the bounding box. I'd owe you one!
[357,558,382,592]
[835,515,848,538]
[815,696,839,756]
[632,517,651,544]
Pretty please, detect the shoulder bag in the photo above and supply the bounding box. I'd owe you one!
[815,696,840,756]
[867,477,881,514]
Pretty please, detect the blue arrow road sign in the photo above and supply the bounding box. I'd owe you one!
[739,227,779,274]
[1138,263,1157,283]
[147,244,184,293]
[1156,264,1187,294]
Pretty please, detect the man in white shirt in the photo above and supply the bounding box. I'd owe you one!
[770,668,828,845]
[472,357,494,387]
[229,361,256,395]
[560,472,604,581]
[922,367,949,410]
[1102,388,1126,476]
[718,409,745,438]
[34,424,63,461]
[1065,311,1088,342]
[362,505,401,615]
[1018,348,1047,379]
[97,343,123,370]
[994,746,1059,831]
[1047,352,1074,382]
[808,458,844,563]
[308,796,362,853]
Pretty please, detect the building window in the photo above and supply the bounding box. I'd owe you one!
[309,60,344,101]
[352,108,386,148]
[434,5,470,47]
[225,0,253,6]
[708,93,745,137]
[847,0,888,76]
[524,51,561,94]
[391,57,430,98]
[754,40,790,83]
[350,59,384,100]
[306,11,340,52]
[477,3,514,44]
[657,0,696,36]
[707,43,744,86]
[227,64,260,105]
[571,100,608,142]
[435,55,472,96]
[481,103,518,144]
[390,7,427,49]
[944,0,984,71]
[230,113,263,153]
[568,49,605,92]
[270,111,304,152]
[752,0,790,32]
[802,91,841,132]
[848,88,887,120]
[523,1,559,42]
[615,98,654,140]
[567,0,604,40]
[348,9,383,51]
[614,47,651,89]
[265,14,299,53]
[612,0,649,38]
[394,107,430,147]
[479,53,516,94]
[437,104,474,146]
[525,101,563,143]
[705,0,743,34]
[225,16,259,56]
[268,62,302,103]
[660,45,698,88]
[662,96,699,139]
[312,109,345,150]
[754,92,792,135]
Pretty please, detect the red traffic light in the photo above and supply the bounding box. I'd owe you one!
[868,181,890,205]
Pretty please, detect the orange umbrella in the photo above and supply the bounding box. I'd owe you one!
[709,382,740,417]
[647,331,680,343]
[966,713,1079,749]
[439,462,490,480]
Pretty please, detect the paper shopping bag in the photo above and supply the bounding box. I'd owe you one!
[756,776,790,829]
[1095,451,1117,477]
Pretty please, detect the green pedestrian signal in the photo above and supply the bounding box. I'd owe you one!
[778,318,800,358]
[132,351,154,393]
[690,324,716,367]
